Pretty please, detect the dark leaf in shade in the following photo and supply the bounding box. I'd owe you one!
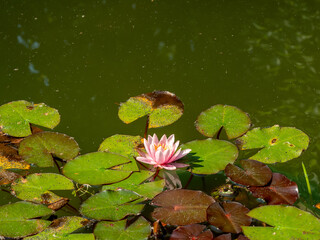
[225,160,272,186]
[249,173,299,205]
[170,224,213,240]
[236,234,250,240]
[214,233,232,240]
[207,202,251,234]
[151,189,215,225]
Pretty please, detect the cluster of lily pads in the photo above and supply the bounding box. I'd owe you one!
[0,91,319,240]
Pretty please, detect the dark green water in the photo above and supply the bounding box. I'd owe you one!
[1,0,320,210]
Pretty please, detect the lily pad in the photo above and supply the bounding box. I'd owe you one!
[11,173,74,204]
[236,125,309,163]
[0,201,53,238]
[249,173,299,205]
[98,134,142,158]
[225,160,272,186]
[0,100,60,137]
[63,152,138,185]
[207,201,251,234]
[94,217,151,240]
[24,216,94,240]
[170,224,213,240]
[195,105,251,139]
[102,170,165,199]
[242,205,320,239]
[118,91,184,128]
[80,189,144,221]
[182,139,238,175]
[19,131,80,167]
[151,189,215,225]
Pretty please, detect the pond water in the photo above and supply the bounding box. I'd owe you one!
[1,0,320,212]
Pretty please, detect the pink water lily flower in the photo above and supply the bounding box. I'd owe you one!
[136,134,191,170]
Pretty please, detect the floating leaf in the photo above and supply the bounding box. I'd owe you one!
[94,217,151,240]
[249,173,299,205]
[0,169,20,185]
[118,91,184,128]
[207,202,251,234]
[102,170,165,199]
[182,139,238,175]
[80,190,144,221]
[19,131,80,167]
[0,100,60,137]
[170,224,213,240]
[225,160,272,186]
[63,152,138,185]
[12,173,74,204]
[195,105,251,139]
[236,125,309,163]
[0,201,53,238]
[215,234,232,240]
[242,205,320,240]
[151,189,215,225]
[24,216,94,240]
[99,134,142,158]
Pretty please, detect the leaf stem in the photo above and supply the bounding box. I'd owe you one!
[53,158,62,174]
[183,174,194,189]
[152,168,160,181]
[144,115,149,139]
[302,162,312,197]
[216,126,223,139]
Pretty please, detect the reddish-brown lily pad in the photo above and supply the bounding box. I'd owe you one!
[249,173,299,205]
[207,202,251,234]
[225,160,272,186]
[170,224,213,240]
[215,234,232,240]
[151,189,215,225]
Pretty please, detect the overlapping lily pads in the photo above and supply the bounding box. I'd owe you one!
[182,139,238,175]
[170,224,213,240]
[0,201,53,238]
[242,205,320,239]
[19,131,80,167]
[236,125,309,163]
[0,100,60,137]
[118,91,184,128]
[195,105,251,139]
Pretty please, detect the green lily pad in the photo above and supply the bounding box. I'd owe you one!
[118,91,184,128]
[19,131,80,167]
[195,105,251,139]
[80,190,144,221]
[242,205,320,240]
[24,216,94,240]
[182,139,238,175]
[98,134,142,158]
[236,125,309,163]
[102,170,165,199]
[94,217,151,240]
[0,100,60,137]
[63,152,138,185]
[12,173,74,204]
[0,201,53,238]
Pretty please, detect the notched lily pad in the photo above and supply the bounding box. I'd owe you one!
[63,152,137,185]
[207,201,251,234]
[170,224,213,240]
[80,189,144,221]
[195,105,251,139]
[0,100,60,137]
[242,205,320,240]
[225,160,272,186]
[182,139,238,175]
[249,173,299,205]
[151,189,215,225]
[11,173,74,204]
[0,201,53,238]
[19,131,80,167]
[236,125,309,163]
[118,91,184,128]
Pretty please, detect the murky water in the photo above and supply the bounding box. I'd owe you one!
[1,0,320,210]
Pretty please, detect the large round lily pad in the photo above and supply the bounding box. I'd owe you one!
[0,201,53,238]
[19,131,80,167]
[242,205,320,240]
[195,105,251,139]
[182,139,238,175]
[63,152,138,185]
[118,91,184,128]
[0,100,60,137]
[236,125,309,163]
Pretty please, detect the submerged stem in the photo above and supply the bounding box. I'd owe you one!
[183,174,194,189]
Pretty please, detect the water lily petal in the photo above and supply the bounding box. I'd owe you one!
[172,140,180,153]
[159,134,167,146]
[172,148,192,162]
[136,156,156,165]
[167,134,175,147]
[155,148,164,164]
[171,162,189,168]
[152,133,159,145]
[144,138,152,155]
[162,148,171,164]
[161,164,177,170]
[168,148,181,163]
